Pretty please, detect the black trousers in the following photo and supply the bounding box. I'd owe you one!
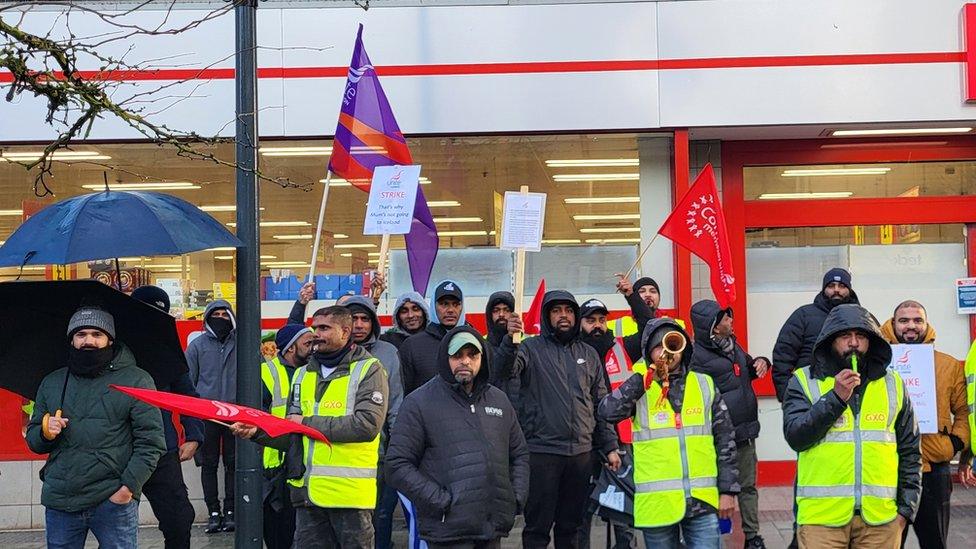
[523,452,593,549]
[427,540,501,549]
[200,422,236,513]
[263,498,296,549]
[902,462,952,549]
[142,451,195,549]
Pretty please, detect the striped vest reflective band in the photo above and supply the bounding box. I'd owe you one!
[604,339,647,444]
[632,372,719,527]
[793,366,903,527]
[260,356,290,469]
[612,316,639,338]
[287,359,381,509]
[965,340,976,453]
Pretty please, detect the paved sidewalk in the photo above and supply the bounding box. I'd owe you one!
[2,486,974,548]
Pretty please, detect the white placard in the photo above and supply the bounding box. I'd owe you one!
[500,191,546,252]
[363,165,421,235]
[888,344,937,434]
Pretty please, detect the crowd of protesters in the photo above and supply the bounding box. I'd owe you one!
[25,266,976,549]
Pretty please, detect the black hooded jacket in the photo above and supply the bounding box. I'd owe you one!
[782,304,922,521]
[484,291,519,387]
[510,290,617,457]
[773,288,861,401]
[689,300,763,443]
[399,322,452,396]
[581,291,659,366]
[598,318,740,517]
[385,326,530,543]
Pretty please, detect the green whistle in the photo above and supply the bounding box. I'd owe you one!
[850,354,859,374]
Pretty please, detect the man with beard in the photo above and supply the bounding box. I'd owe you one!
[689,300,770,549]
[341,295,405,549]
[399,280,467,395]
[598,317,739,549]
[186,299,239,533]
[783,304,921,549]
[484,291,524,386]
[512,290,620,549]
[773,268,859,403]
[386,327,530,548]
[261,323,314,549]
[880,301,968,549]
[233,306,389,548]
[379,292,430,348]
[27,306,165,549]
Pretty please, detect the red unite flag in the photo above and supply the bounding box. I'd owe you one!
[522,279,546,335]
[657,164,736,308]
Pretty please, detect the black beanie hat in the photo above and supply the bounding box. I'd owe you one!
[822,268,852,290]
[634,277,660,295]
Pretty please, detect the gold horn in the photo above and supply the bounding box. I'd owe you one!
[661,330,687,366]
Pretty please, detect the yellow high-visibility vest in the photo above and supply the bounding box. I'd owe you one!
[260,356,290,469]
[287,359,381,509]
[793,366,903,527]
[966,341,976,453]
[632,372,719,527]
[612,316,639,338]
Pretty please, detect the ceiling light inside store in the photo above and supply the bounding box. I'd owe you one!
[262,261,311,267]
[542,239,582,244]
[579,227,641,234]
[340,253,352,258]
[0,209,23,216]
[780,168,890,177]
[272,234,313,240]
[334,243,377,249]
[0,151,110,162]
[321,177,430,187]
[82,182,200,191]
[214,255,234,260]
[210,247,236,251]
[585,238,641,244]
[546,159,639,167]
[439,230,489,237]
[427,201,461,207]
[260,146,332,157]
[433,217,483,223]
[553,173,640,182]
[227,221,311,227]
[564,196,640,204]
[830,127,972,137]
[758,192,854,200]
[573,214,641,221]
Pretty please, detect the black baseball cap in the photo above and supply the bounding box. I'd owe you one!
[579,298,609,318]
[434,280,463,303]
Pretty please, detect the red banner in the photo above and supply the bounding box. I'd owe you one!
[522,278,546,335]
[658,163,736,308]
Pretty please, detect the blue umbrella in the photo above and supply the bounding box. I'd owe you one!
[0,190,241,268]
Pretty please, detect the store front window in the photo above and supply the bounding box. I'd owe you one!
[744,160,976,200]
[0,133,642,309]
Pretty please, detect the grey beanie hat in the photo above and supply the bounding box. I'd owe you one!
[67,307,116,340]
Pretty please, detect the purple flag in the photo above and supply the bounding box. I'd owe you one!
[328,24,438,296]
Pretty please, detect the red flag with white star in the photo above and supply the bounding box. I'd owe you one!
[657,164,736,308]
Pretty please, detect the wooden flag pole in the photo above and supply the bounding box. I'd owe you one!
[370,233,390,300]
[622,232,660,281]
[512,185,529,344]
[308,172,333,281]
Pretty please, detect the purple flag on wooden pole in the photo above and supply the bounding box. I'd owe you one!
[327,24,438,296]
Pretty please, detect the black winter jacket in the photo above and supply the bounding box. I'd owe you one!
[581,291,658,365]
[782,304,922,522]
[773,290,860,401]
[511,290,617,458]
[386,326,530,543]
[689,300,764,443]
[484,291,519,387]
[399,322,451,395]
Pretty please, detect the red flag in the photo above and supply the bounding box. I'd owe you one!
[657,164,736,308]
[522,279,546,335]
[111,385,329,444]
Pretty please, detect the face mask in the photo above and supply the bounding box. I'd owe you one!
[67,345,115,377]
[207,316,233,341]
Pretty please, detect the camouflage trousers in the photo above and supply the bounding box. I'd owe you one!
[294,506,374,549]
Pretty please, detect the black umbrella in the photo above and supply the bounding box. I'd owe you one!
[0,279,189,401]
